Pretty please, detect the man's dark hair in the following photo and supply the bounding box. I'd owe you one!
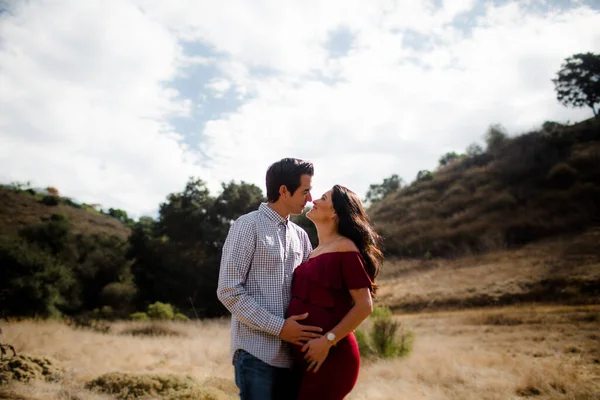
[266,158,314,202]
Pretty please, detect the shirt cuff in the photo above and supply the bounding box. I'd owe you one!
[267,316,286,337]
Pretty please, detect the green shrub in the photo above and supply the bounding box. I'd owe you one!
[174,313,189,321]
[130,312,149,321]
[147,301,175,320]
[100,282,137,309]
[62,197,81,208]
[41,195,60,206]
[371,304,392,320]
[371,318,413,358]
[100,306,113,318]
[354,329,375,359]
[357,305,414,360]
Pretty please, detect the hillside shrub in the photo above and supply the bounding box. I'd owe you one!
[100,282,137,310]
[147,301,175,320]
[41,195,60,206]
[480,191,518,213]
[356,305,413,360]
[130,312,149,321]
[174,313,189,321]
[547,162,578,189]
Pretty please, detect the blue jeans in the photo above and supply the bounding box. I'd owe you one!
[233,349,301,400]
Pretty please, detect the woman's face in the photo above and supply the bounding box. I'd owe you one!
[307,188,335,222]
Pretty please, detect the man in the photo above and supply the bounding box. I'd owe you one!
[217,157,322,400]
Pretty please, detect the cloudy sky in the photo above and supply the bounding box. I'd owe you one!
[1,0,599,217]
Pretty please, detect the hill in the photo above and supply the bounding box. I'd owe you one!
[369,118,600,258]
[377,227,600,313]
[0,186,131,240]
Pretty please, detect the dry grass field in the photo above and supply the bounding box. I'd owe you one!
[377,229,600,313]
[1,305,599,400]
[1,229,598,399]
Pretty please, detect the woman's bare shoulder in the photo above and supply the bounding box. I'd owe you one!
[334,237,359,252]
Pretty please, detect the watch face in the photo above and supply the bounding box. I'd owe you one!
[327,332,335,341]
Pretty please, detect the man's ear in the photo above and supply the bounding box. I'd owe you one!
[278,184,288,198]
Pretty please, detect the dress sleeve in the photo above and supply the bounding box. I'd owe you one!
[341,252,373,291]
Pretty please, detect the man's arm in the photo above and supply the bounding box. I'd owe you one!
[217,217,323,345]
[216,217,285,336]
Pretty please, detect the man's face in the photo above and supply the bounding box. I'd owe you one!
[285,174,313,215]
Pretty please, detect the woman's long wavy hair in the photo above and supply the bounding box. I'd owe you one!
[331,185,384,295]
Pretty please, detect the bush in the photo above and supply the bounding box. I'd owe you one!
[100,282,137,310]
[174,313,189,321]
[41,195,60,206]
[354,329,375,358]
[121,323,183,337]
[547,162,578,189]
[371,304,392,319]
[0,355,63,384]
[481,191,518,213]
[85,372,230,400]
[130,312,149,321]
[147,301,175,320]
[62,197,81,208]
[0,235,73,317]
[356,305,414,360]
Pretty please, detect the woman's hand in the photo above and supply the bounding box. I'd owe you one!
[302,337,332,373]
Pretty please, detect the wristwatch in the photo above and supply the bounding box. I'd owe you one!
[326,332,336,345]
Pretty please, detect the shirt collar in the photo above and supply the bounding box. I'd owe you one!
[259,203,289,226]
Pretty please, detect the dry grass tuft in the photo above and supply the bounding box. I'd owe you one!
[118,323,185,338]
[0,354,63,384]
[86,372,233,400]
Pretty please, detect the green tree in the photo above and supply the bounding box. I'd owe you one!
[0,235,73,317]
[552,52,600,116]
[130,178,264,317]
[212,180,265,241]
[107,208,133,225]
[466,143,484,156]
[416,170,433,182]
[438,152,460,167]
[485,124,508,151]
[365,174,403,204]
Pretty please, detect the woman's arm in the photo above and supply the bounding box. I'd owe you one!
[302,287,373,372]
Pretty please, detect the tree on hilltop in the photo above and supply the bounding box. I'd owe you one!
[553,52,600,116]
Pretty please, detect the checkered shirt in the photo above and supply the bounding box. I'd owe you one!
[217,203,313,368]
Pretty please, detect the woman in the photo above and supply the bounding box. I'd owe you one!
[286,185,384,399]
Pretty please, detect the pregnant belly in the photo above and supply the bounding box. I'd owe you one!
[287,298,337,333]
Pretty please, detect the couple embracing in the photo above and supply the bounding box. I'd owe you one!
[217,157,383,400]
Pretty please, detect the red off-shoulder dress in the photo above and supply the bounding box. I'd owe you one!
[286,251,373,400]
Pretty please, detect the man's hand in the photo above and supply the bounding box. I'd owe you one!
[279,313,323,345]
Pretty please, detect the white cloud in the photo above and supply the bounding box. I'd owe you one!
[206,78,232,98]
[0,0,205,216]
[1,0,599,216]
[197,2,600,200]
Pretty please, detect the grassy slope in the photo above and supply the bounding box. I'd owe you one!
[0,187,130,240]
[377,227,600,313]
[369,117,600,258]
